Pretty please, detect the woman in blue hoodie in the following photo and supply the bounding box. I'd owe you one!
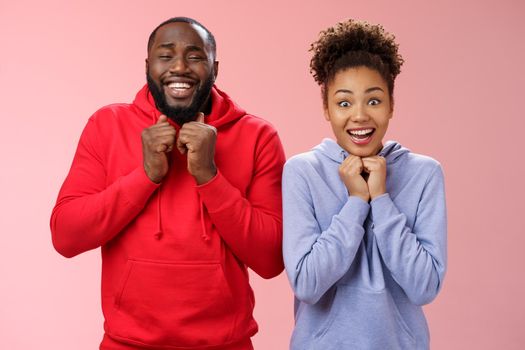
[282,19,447,349]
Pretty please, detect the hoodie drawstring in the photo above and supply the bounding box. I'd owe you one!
[341,150,347,161]
[154,186,163,240]
[199,199,211,241]
[155,191,210,242]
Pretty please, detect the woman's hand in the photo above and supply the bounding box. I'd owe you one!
[362,156,387,200]
[339,155,370,202]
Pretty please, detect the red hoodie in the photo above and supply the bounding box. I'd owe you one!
[50,85,285,349]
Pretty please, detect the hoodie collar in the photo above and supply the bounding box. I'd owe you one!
[314,138,409,164]
[132,84,246,128]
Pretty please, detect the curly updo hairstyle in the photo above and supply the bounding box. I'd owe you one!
[310,19,404,106]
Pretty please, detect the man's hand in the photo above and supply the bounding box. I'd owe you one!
[339,155,370,202]
[141,115,176,183]
[362,156,387,200]
[176,113,217,185]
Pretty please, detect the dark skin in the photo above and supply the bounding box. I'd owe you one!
[142,22,219,184]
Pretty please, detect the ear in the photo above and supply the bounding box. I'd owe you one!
[213,61,219,80]
[145,58,149,75]
[323,106,330,121]
[322,86,330,121]
[389,96,395,119]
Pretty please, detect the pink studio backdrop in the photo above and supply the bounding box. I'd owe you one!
[1,0,524,348]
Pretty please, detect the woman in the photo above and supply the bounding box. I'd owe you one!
[282,19,447,349]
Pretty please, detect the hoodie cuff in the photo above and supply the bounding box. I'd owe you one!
[196,170,239,213]
[370,193,400,224]
[340,196,370,225]
[119,167,160,208]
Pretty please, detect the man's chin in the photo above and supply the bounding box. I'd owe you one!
[163,105,200,125]
[164,93,194,109]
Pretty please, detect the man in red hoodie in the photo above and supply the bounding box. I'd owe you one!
[50,17,285,350]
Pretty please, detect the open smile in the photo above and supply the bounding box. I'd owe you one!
[163,78,198,100]
[347,128,375,145]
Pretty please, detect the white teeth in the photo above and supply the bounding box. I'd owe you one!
[168,82,191,89]
[349,128,373,136]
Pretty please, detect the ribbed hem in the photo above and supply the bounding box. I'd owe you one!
[100,333,253,350]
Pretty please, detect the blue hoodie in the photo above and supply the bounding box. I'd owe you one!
[283,138,447,350]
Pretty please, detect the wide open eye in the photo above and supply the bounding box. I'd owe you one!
[368,99,381,106]
[338,101,351,107]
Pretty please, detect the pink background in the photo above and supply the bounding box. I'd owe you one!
[1,0,524,348]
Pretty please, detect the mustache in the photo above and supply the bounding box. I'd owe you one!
[161,73,198,83]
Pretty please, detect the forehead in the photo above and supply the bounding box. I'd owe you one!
[330,66,388,90]
[152,22,210,52]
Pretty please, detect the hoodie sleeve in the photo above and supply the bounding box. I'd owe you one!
[371,164,447,305]
[282,158,370,304]
[196,131,285,279]
[50,116,159,258]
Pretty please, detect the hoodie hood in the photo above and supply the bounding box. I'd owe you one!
[133,83,246,128]
[314,138,409,164]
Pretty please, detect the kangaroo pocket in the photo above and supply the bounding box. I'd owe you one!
[313,286,416,350]
[108,259,237,348]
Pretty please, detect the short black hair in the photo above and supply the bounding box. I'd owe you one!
[147,17,217,59]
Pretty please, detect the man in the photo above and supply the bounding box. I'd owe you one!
[51,17,285,350]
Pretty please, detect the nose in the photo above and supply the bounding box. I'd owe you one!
[350,103,370,123]
[168,56,190,74]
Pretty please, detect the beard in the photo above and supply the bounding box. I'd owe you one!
[147,72,215,126]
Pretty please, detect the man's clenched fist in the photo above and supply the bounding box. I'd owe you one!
[176,113,217,185]
[141,115,176,183]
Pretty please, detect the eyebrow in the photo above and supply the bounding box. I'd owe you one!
[334,87,385,95]
[156,43,204,52]
[185,45,205,52]
[157,43,175,49]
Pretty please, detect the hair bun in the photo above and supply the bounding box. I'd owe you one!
[310,19,404,87]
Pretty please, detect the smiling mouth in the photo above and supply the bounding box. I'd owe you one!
[164,81,196,99]
[347,128,375,144]
[168,81,192,90]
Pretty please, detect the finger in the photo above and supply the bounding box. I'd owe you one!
[156,143,168,153]
[176,134,187,154]
[363,155,385,164]
[151,120,174,130]
[362,159,381,172]
[196,112,205,124]
[179,124,216,139]
[361,158,373,171]
[345,154,362,165]
[341,155,353,167]
[150,129,177,139]
[152,137,175,153]
[343,156,362,171]
[340,160,362,176]
[364,157,384,165]
[157,114,168,124]
[154,134,176,146]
